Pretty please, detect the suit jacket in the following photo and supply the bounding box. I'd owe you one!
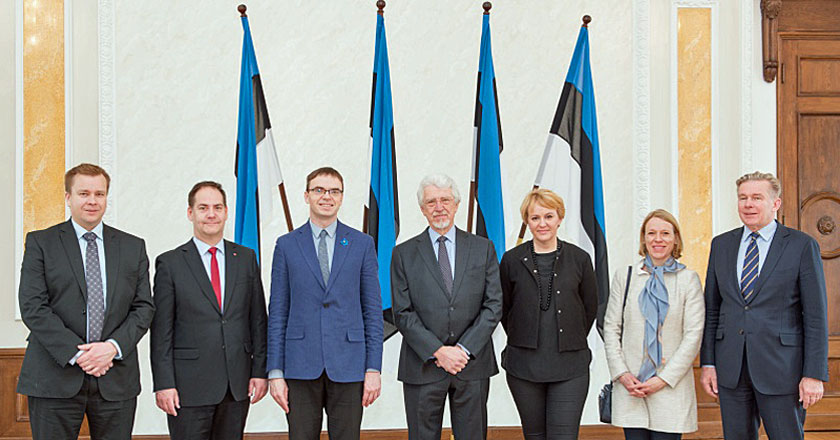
[700,222,829,395]
[17,220,155,401]
[390,227,503,385]
[150,239,267,407]
[266,221,383,382]
[604,261,704,433]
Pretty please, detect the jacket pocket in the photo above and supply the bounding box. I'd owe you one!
[173,348,199,359]
[715,328,725,340]
[286,326,305,340]
[780,332,803,346]
[244,342,253,354]
[347,328,365,342]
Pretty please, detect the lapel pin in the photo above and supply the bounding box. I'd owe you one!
[340,238,349,246]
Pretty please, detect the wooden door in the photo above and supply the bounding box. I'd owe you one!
[778,34,840,432]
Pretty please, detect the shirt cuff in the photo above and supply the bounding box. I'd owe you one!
[268,369,284,379]
[366,368,380,373]
[107,339,123,360]
[701,365,715,368]
[68,350,85,365]
[457,343,471,357]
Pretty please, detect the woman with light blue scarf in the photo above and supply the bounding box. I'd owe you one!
[603,209,705,440]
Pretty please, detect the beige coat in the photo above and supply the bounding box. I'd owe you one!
[603,260,705,433]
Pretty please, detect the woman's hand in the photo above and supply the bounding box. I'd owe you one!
[618,373,647,398]
[634,376,668,396]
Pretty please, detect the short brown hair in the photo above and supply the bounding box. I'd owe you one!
[306,167,344,190]
[65,163,110,193]
[638,209,683,259]
[519,188,566,222]
[188,181,226,207]
[736,171,781,199]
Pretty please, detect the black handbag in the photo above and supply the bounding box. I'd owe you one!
[598,265,633,424]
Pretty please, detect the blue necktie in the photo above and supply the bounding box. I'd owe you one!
[741,232,760,299]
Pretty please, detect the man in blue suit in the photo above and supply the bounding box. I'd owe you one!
[267,167,383,440]
[700,171,828,440]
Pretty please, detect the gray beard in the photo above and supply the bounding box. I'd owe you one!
[432,219,451,230]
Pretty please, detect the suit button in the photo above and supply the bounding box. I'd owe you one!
[559,328,564,333]
[323,303,329,309]
[449,307,455,311]
[739,329,744,335]
[82,309,86,314]
[557,310,562,314]
[744,306,749,311]
[449,332,455,337]
[221,319,226,324]
[222,345,226,349]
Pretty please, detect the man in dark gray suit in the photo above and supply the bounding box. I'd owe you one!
[17,163,155,440]
[390,174,502,440]
[700,171,828,440]
[150,181,267,440]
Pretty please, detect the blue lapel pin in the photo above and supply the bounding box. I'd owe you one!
[340,238,349,246]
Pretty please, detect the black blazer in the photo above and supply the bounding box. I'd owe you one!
[390,228,503,385]
[700,222,829,394]
[151,239,267,406]
[17,220,155,400]
[500,240,598,352]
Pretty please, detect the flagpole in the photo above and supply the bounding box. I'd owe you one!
[238,3,246,17]
[278,183,294,232]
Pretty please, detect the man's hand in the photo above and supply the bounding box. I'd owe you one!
[155,388,180,416]
[76,342,117,377]
[433,346,469,375]
[249,378,268,404]
[269,378,289,413]
[362,371,381,407]
[634,376,667,396]
[700,366,718,398]
[799,377,824,409]
[618,373,646,398]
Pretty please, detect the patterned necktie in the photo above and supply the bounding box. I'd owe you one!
[317,230,330,284]
[209,247,222,308]
[741,232,760,299]
[83,232,105,342]
[437,236,453,293]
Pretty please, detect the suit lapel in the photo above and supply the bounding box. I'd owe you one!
[748,222,789,304]
[182,240,222,315]
[415,230,450,299]
[103,224,120,313]
[724,227,745,304]
[451,229,471,301]
[326,222,350,294]
[59,220,87,301]
[223,240,240,314]
[295,224,326,290]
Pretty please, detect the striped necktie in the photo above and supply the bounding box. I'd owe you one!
[740,232,760,299]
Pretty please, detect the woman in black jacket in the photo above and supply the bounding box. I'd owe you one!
[500,188,599,440]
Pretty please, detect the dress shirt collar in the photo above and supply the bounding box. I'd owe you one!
[310,220,338,239]
[428,225,456,244]
[71,218,104,241]
[741,220,777,244]
[192,236,225,255]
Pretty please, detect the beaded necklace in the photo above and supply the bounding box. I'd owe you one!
[529,240,559,311]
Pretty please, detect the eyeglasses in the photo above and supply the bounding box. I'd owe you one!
[423,197,454,209]
[308,187,344,196]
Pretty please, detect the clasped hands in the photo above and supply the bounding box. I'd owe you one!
[76,342,117,377]
[434,345,469,375]
[618,372,667,398]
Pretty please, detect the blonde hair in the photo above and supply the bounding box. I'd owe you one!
[638,209,683,259]
[736,171,781,199]
[519,188,566,222]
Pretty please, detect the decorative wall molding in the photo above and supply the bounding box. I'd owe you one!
[65,0,74,176]
[98,0,117,225]
[13,0,23,321]
[741,0,753,172]
[760,0,782,82]
[633,0,651,228]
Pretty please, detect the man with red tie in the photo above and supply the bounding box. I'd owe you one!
[151,181,267,440]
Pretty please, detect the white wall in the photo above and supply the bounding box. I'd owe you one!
[1,0,778,434]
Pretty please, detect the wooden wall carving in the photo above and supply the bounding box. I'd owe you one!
[761,0,840,82]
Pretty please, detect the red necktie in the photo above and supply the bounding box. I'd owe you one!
[209,247,222,308]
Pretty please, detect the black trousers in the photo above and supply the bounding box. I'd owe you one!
[718,348,806,440]
[167,389,250,440]
[623,428,682,440]
[286,371,364,440]
[27,376,137,440]
[403,375,490,440]
[506,373,589,440]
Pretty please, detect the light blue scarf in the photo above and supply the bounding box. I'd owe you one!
[637,254,685,382]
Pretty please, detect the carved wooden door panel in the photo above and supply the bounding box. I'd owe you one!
[778,35,840,432]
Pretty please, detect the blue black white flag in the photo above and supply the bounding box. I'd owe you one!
[364,8,400,339]
[533,20,609,334]
[235,11,287,263]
